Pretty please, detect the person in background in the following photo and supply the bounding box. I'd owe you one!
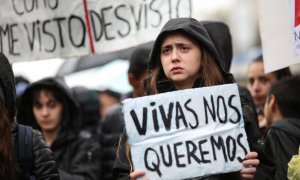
[0,53,59,180]
[17,77,101,180]
[114,18,261,180]
[247,55,292,136]
[71,86,100,139]
[99,47,151,180]
[263,75,300,180]
[14,76,30,109]
[98,89,121,117]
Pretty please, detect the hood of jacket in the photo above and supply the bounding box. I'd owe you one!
[0,54,16,120]
[147,18,234,91]
[71,86,99,128]
[201,21,233,72]
[270,118,300,139]
[17,77,81,147]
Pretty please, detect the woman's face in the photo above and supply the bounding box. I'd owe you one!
[247,62,278,111]
[160,33,202,90]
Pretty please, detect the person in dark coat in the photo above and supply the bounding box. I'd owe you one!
[113,18,262,180]
[71,86,100,139]
[0,53,59,180]
[99,47,151,180]
[263,75,300,180]
[17,77,101,180]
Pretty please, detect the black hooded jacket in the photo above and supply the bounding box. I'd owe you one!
[113,18,274,180]
[17,77,101,180]
[0,53,59,180]
[263,118,300,180]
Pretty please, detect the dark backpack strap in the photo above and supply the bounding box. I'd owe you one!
[18,124,36,180]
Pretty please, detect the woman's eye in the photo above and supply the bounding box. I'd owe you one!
[181,46,190,52]
[162,48,171,55]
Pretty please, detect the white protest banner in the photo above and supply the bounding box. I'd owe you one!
[258,0,300,73]
[122,83,249,180]
[0,0,194,62]
[87,0,192,54]
[0,0,90,62]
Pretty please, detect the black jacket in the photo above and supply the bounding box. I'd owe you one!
[17,77,101,180]
[113,18,274,180]
[99,105,125,180]
[263,118,300,180]
[11,123,60,180]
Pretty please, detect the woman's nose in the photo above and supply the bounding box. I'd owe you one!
[253,80,261,92]
[171,49,180,62]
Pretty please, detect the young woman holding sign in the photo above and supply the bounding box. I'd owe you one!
[114,18,272,180]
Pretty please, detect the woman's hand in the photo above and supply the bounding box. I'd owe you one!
[240,152,259,180]
[130,169,147,180]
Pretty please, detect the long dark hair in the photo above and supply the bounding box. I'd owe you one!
[0,100,16,179]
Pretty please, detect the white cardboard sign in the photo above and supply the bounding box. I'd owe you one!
[258,0,300,73]
[123,83,249,180]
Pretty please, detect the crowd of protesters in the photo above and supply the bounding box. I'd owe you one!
[0,17,299,180]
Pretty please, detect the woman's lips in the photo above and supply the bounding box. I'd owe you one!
[171,66,183,73]
[253,96,264,104]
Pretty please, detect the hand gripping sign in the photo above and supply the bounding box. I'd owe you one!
[122,83,250,180]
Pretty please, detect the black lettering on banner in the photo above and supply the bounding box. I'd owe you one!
[144,147,162,177]
[24,0,34,13]
[184,99,199,129]
[226,136,236,161]
[0,24,20,56]
[42,20,56,52]
[36,20,42,52]
[10,24,20,55]
[12,0,24,15]
[68,15,86,47]
[114,4,130,37]
[228,95,241,124]
[186,140,201,164]
[47,0,59,9]
[130,4,142,31]
[130,108,148,135]
[101,6,115,40]
[174,142,186,167]
[159,103,173,131]
[175,102,188,129]
[167,0,192,19]
[23,22,36,51]
[210,136,228,162]
[217,96,227,124]
[198,139,211,163]
[160,145,172,167]
[167,0,171,20]
[12,0,59,16]
[237,133,248,162]
[0,24,9,53]
[204,95,216,124]
[144,2,148,29]
[149,0,162,28]
[295,31,300,41]
[151,102,159,132]
[52,17,66,48]
[90,10,103,41]
[176,0,184,17]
